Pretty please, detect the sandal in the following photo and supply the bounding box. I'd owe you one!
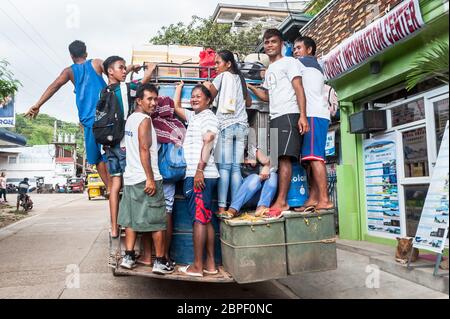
[216,211,235,220]
[263,208,284,220]
[294,205,316,213]
[255,207,270,217]
[180,265,203,277]
[203,269,219,275]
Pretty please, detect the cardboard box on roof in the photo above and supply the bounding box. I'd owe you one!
[132,44,203,65]
[167,45,203,64]
[131,44,169,65]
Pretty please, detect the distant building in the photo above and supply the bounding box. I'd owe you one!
[212,2,310,32]
[0,144,77,187]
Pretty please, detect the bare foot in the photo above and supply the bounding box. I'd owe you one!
[215,207,226,215]
[187,264,203,274]
[136,257,152,266]
[270,203,290,212]
[315,202,334,211]
[110,225,119,238]
[255,206,269,217]
[205,258,217,273]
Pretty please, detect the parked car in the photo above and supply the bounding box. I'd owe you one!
[67,177,85,193]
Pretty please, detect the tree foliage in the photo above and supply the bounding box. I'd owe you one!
[12,114,84,153]
[305,0,333,17]
[406,40,449,91]
[150,16,263,58]
[0,60,21,102]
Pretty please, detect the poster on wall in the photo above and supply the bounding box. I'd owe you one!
[325,131,336,157]
[364,133,401,237]
[0,95,15,128]
[413,122,449,253]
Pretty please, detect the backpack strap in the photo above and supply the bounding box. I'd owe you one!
[120,83,130,120]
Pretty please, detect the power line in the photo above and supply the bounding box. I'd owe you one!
[8,65,45,90]
[6,0,67,66]
[0,6,64,70]
[0,30,55,77]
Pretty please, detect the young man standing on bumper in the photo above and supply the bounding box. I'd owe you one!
[248,29,309,218]
[102,56,155,237]
[293,36,334,211]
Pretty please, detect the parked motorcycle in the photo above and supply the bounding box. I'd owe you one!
[16,193,33,212]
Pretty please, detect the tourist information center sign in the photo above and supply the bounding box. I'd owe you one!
[322,0,425,80]
[413,122,449,253]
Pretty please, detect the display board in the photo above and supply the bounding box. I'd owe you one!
[413,122,449,253]
[364,133,401,237]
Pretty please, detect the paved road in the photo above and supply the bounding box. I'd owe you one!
[0,194,447,299]
[0,194,292,299]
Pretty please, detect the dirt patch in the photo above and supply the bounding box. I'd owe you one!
[0,202,30,229]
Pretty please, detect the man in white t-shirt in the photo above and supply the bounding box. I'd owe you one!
[118,83,174,275]
[248,28,309,218]
[293,36,334,211]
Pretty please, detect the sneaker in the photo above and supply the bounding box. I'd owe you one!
[152,258,175,275]
[166,257,176,268]
[120,254,136,270]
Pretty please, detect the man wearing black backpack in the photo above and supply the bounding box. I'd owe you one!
[98,56,156,238]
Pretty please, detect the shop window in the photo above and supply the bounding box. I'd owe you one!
[404,184,429,237]
[8,156,17,164]
[391,99,425,127]
[434,98,449,151]
[402,127,429,178]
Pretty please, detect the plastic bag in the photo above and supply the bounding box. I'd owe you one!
[199,48,217,79]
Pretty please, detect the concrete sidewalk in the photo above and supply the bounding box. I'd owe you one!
[277,239,449,299]
[0,194,448,299]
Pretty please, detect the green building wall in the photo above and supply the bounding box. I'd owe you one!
[331,1,449,249]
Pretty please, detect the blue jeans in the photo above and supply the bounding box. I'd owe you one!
[229,172,278,212]
[215,124,248,208]
[104,144,126,177]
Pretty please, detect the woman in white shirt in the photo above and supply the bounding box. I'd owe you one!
[173,82,220,277]
[204,50,252,217]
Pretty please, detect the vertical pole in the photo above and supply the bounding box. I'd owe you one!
[434,254,443,276]
[336,101,363,240]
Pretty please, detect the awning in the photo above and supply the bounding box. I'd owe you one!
[0,129,27,147]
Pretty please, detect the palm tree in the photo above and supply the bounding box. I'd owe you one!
[406,40,449,91]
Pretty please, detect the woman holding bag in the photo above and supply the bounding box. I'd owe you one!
[203,50,252,217]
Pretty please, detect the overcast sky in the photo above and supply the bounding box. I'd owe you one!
[0,0,268,123]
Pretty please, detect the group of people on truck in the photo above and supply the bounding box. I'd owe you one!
[25,28,334,277]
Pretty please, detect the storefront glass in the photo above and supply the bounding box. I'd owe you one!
[391,99,425,127]
[434,98,449,151]
[402,127,429,178]
[404,184,429,237]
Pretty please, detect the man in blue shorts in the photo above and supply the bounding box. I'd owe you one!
[25,41,140,192]
[293,36,334,211]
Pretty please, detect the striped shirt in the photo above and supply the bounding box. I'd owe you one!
[183,109,220,179]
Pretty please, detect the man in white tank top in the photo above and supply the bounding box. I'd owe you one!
[118,83,174,274]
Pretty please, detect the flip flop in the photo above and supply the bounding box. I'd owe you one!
[203,269,219,275]
[294,205,316,213]
[180,265,203,277]
[316,206,335,212]
[109,229,120,239]
[216,211,235,220]
[255,207,270,217]
[264,208,284,220]
[295,205,316,213]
